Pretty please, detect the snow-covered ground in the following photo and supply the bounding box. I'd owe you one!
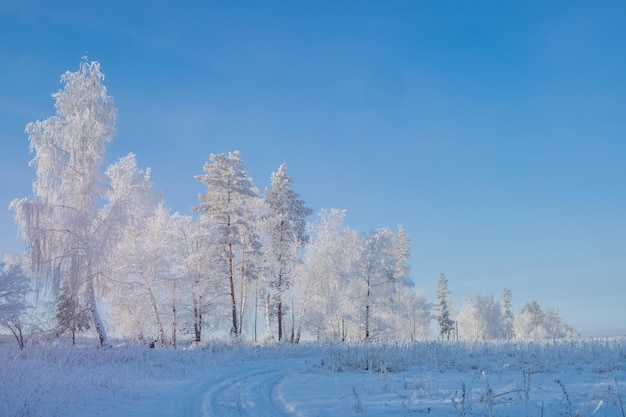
[1,339,625,417]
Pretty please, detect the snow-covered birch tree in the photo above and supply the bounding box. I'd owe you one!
[299,209,359,341]
[457,294,503,341]
[350,228,410,342]
[264,164,312,341]
[10,60,116,346]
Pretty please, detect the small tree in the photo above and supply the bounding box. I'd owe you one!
[515,301,579,340]
[502,288,515,339]
[56,283,90,345]
[0,261,31,349]
[515,301,545,340]
[433,273,455,340]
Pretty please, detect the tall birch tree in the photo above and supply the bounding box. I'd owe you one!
[10,60,117,346]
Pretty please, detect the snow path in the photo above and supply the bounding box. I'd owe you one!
[185,358,306,417]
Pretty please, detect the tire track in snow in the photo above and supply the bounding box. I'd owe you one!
[185,358,304,417]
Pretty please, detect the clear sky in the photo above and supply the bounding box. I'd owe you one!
[1,1,625,336]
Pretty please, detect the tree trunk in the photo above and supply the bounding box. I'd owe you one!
[86,262,109,347]
[228,242,238,336]
[238,251,247,337]
[364,275,371,342]
[264,291,273,341]
[171,281,177,348]
[193,277,202,343]
[254,279,258,343]
[277,271,283,341]
[290,299,295,343]
[365,302,370,341]
[147,285,167,347]
[8,320,26,350]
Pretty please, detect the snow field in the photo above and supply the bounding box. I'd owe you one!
[1,339,625,416]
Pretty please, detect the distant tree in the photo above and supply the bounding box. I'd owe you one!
[297,209,360,342]
[502,288,515,340]
[433,273,455,340]
[409,291,432,341]
[350,228,410,342]
[457,294,502,341]
[0,260,31,349]
[543,307,579,339]
[515,301,578,341]
[514,301,547,340]
[10,60,117,346]
[264,164,312,341]
[193,151,259,337]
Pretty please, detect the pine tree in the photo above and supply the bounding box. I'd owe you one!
[193,151,259,337]
[264,164,312,341]
[433,273,455,340]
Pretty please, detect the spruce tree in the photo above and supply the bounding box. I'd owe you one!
[434,273,455,340]
[56,284,90,345]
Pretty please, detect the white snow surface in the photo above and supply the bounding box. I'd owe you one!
[1,339,626,416]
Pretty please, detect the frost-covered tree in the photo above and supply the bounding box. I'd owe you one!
[502,288,515,340]
[103,154,174,345]
[350,228,410,342]
[10,60,117,346]
[514,301,578,340]
[109,203,189,347]
[193,151,259,337]
[56,282,90,345]
[543,307,579,339]
[433,273,455,340]
[264,164,312,341]
[0,261,31,349]
[297,209,360,342]
[515,301,544,340]
[178,215,216,343]
[457,295,502,341]
[407,290,431,341]
[233,196,264,339]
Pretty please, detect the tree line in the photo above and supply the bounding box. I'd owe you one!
[0,60,578,348]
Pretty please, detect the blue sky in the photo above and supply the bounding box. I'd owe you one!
[1,1,625,336]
